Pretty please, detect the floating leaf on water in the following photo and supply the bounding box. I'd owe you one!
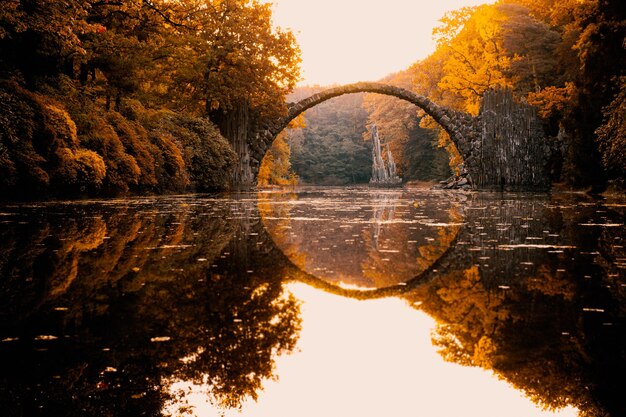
[35,335,58,341]
[197,258,207,262]
[2,337,19,342]
[579,223,624,227]
[53,307,69,311]
[150,336,171,342]
[582,308,605,313]
[498,244,576,249]
[132,267,141,272]
[103,367,117,373]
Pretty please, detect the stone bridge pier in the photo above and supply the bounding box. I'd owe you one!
[237,82,549,190]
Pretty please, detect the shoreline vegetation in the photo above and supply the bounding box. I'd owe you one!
[1,0,624,200]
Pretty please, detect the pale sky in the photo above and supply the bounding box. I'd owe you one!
[268,0,495,86]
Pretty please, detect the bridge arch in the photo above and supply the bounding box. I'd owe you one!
[264,82,474,165]
[247,83,548,190]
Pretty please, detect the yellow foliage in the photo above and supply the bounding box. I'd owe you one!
[526,82,576,118]
[194,0,301,119]
[436,265,509,339]
[472,335,498,367]
[258,130,298,186]
[73,217,108,251]
[287,114,306,129]
[106,111,159,188]
[257,153,273,186]
[75,149,107,185]
[419,116,463,173]
[42,103,79,148]
[79,113,142,192]
[54,147,107,188]
[436,5,513,114]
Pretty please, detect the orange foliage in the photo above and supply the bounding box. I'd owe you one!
[526,83,576,118]
[258,129,299,187]
[0,82,112,196]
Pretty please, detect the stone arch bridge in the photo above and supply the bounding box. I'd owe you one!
[233,82,549,190]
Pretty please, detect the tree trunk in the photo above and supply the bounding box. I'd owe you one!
[211,103,256,187]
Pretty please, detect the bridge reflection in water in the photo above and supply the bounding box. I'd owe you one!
[0,188,623,417]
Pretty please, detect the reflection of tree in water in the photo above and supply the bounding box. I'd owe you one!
[255,190,624,416]
[405,194,626,417]
[2,193,624,416]
[0,199,301,416]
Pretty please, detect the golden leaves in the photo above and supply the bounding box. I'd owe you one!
[526,82,576,118]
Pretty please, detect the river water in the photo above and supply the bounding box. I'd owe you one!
[0,187,624,417]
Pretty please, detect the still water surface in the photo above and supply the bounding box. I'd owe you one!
[0,187,624,416]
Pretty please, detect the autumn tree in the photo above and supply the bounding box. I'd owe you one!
[363,70,450,181]
[433,5,513,114]
[410,50,465,173]
[258,131,298,187]
[258,115,305,187]
[0,0,94,85]
[0,0,246,198]
[415,0,625,187]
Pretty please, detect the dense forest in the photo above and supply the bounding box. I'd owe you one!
[0,0,299,198]
[259,88,374,186]
[0,0,624,197]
